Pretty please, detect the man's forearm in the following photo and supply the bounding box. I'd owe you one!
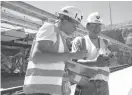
[32,50,72,63]
[78,61,98,66]
[77,59,109,67]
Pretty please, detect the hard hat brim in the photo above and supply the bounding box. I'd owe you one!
[58,12,81,25]
[87,22,103,25]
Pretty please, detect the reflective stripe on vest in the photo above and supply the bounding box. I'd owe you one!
[24,31,68,94]
[69,36,110,83]
[91,39,110,81]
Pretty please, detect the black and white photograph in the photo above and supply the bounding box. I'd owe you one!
[1,1,132,95]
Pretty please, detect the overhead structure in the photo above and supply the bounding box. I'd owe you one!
[1,1,57,47]
[1,1,57,21]
[1,11,41,30]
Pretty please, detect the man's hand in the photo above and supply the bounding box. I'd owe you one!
[96,55,110,67]
[108,45,119,52]
[71,50,88,60]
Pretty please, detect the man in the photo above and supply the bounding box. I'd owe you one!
[68,12,111,95]
[23,6,88,95]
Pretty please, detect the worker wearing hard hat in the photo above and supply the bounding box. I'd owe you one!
[23,6,88,95]
[68,12,112,95]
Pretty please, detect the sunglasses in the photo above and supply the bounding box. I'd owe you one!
[89,23,102,27]
[89,23,102,25]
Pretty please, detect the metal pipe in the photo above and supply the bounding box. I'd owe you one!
[109,2,113,27]
[1,86,23,94]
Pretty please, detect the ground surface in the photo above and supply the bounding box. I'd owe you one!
[1,74,24,89]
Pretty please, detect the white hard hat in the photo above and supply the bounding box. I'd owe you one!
[87,12,102,24]
[58,6,83,24]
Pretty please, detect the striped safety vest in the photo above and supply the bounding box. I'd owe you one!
[68,35,110,85]
[23,23,69,95]
[83,35,110,81]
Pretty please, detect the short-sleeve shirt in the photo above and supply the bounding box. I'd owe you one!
[24,22,70,95]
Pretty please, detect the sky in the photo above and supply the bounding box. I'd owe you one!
[24,1,132,25]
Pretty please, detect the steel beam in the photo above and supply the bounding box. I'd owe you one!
[1,1,56,21]
[1,11,41,30]
[1,20,36,30]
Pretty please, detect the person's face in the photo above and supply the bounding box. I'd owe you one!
[87,23,102,38]
[62,18,79,36]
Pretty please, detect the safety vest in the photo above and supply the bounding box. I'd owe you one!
[68,35,110,85]
[23,23,69,94]
[85,35,110,80]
